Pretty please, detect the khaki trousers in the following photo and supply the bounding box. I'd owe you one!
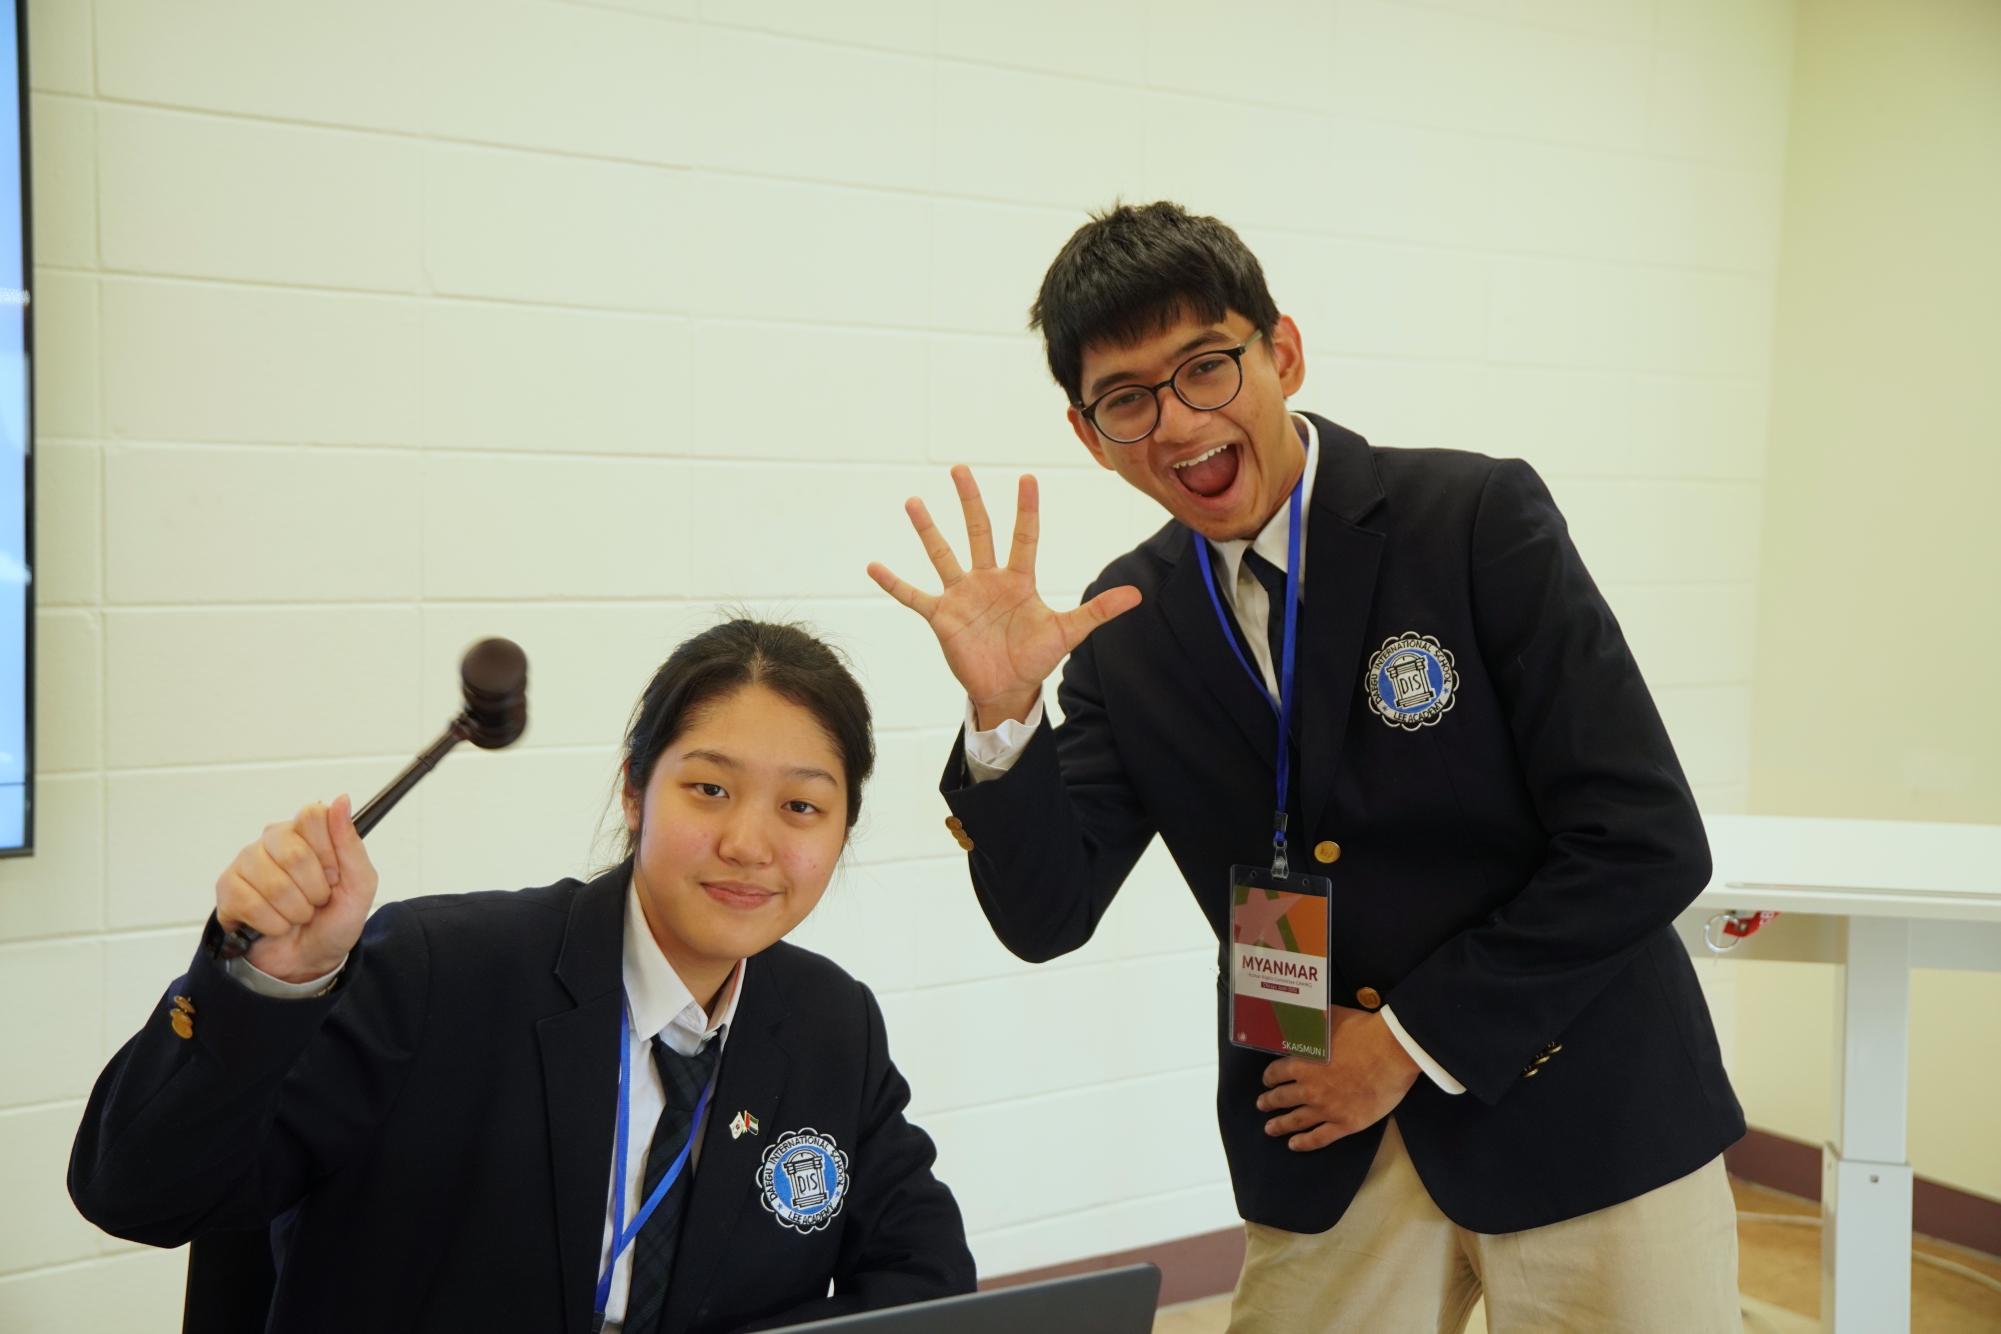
[1226,1120,1740,1334]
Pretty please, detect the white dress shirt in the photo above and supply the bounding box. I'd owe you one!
[959,413,1466,1096]
[597,886,743,1331]
[225,885,748,1328]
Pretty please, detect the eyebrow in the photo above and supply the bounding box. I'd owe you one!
[681,748,840,787]
[1085,329,1236,401]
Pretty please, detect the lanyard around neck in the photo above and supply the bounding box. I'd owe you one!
[1194,439,1309,876]
[595,1002,720,1318]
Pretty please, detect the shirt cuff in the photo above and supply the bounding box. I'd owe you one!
[961,696,1044,784]
[1381,1004,1466,1096]
[223,953,347,999]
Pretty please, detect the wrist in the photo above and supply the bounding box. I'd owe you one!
[972,689,1038,731]
[248,946,343,987]
[1371,1013,1421,1082]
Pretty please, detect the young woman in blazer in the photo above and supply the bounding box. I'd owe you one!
[70,619,975,1334]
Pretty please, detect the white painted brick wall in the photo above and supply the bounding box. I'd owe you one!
[3,0,1796,1324]
[98,108,425,292]
[101,281,423,445]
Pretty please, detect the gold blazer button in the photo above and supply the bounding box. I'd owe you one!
[1355,986,1382,1010]
[1313,840,1341,864]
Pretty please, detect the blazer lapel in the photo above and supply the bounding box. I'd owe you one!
[537,864,629,1334]
[1157,525,1280,772]
[661,951,792,1332]
[1296,417,1387,845]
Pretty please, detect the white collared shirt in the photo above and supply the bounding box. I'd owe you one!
[598,884,744,1331]
[1205,413,1321,702]
[959,413,1465,1097]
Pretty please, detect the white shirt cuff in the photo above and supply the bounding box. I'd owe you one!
[961,696,1044,784]
[1380,1004,1466,1096]
[223,953,347,999]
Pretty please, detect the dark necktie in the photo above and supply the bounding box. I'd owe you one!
[621,1034,721,1334]
[1244,549,1290,682]
[1244,551,1305,785]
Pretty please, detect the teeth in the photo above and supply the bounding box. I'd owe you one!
[1172,443,1231,470]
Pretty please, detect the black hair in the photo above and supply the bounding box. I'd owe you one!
[1030,200,1281,405]
[620,618,874,856]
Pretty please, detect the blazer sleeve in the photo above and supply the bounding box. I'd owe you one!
[744,983,974,1330]
[69,904,431,1246]
[938,613,1158,963]
[1384,459,1713,1104]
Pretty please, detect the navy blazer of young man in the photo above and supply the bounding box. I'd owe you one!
[70,864,973,1334]
[941,414,1744,1236]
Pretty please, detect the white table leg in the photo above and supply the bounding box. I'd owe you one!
[1820,916,1913,1333]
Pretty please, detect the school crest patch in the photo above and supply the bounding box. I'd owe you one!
[1365,632,1458,730]
[757,1128,849,1234]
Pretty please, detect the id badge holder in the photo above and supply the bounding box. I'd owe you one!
[1228,863,1333,1062]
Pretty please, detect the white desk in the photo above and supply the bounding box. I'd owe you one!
[1676,814,2001,1334]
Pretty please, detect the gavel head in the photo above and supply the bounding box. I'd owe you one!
[458,637,528,749]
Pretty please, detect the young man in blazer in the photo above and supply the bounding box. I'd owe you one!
[870,201,1744,1331]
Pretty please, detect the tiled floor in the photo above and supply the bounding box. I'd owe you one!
[1152,1179,2001,1333]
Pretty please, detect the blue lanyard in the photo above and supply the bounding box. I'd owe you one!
[594,1003,719,1318]
[1194,440,1309,877]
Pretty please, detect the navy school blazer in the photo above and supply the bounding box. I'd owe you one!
[941,415,1744,1236]
[70,863,974,1333]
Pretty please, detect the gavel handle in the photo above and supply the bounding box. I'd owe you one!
[352,717,469,836]
[216,716,472,960]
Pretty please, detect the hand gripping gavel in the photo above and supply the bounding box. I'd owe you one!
[216,638,529,960]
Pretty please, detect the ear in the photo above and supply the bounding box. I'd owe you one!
[620,761,644,836]
[1068,404,1113,470]
[1269,315,1305,397]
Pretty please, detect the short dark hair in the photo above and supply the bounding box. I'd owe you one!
[620,618,874,855]
[1030,200,1280,405]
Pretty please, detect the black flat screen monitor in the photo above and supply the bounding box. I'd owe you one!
[766,1264,1163,1334]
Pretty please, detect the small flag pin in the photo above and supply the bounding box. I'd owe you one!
[729,1110,760,1140]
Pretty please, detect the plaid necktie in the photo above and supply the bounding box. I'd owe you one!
[620,1034,720,1334]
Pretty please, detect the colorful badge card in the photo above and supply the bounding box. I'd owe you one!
[1228,864,1332,1062]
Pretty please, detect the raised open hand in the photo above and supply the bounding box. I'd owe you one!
[867,466,1140,729]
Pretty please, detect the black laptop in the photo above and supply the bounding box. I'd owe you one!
[767,1263,1163,1333]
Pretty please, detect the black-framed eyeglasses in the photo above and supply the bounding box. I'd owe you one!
[1075,330,1265,445]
